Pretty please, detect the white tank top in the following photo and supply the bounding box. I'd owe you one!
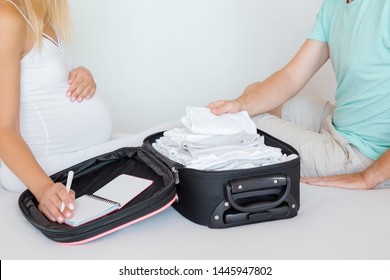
[8,1,113,157]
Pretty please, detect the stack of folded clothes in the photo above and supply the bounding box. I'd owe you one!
[153,107,297,171]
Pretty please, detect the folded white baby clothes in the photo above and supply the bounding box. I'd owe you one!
[181,131,260,150]
[152,106,297,171]
[180,106,257,135]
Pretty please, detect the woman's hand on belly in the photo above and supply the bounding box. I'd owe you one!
[67,66,96,102]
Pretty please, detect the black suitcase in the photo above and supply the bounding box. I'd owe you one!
[18,129,300,244]
[143,129,300,228]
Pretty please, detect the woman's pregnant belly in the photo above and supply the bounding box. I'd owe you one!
[20,92,113,157]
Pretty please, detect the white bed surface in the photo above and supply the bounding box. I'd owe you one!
[1,183,390,260]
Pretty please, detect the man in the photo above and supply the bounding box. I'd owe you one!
[208,0,390,190]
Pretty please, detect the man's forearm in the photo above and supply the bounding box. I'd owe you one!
[362,149,390,188]
[236,69,303,117]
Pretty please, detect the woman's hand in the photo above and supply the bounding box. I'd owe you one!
[67,66,96,102]
[37,183,76,223]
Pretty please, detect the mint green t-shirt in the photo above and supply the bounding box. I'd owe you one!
[308,0,390,160]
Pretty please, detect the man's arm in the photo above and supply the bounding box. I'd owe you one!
[209,39,330,116]
[301,148,390,190]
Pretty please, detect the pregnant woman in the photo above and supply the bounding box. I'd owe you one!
[0,0,177,223]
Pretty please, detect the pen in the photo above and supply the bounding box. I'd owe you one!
[60,170,74,213]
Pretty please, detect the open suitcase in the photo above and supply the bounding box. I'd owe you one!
[19,129,300,244]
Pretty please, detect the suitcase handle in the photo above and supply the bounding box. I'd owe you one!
[226,174,291,213]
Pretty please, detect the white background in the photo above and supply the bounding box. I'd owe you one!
[68,0,336,133]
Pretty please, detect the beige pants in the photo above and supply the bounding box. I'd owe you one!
[251,94,390,188]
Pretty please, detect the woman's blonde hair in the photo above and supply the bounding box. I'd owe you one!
[19,0,72,46]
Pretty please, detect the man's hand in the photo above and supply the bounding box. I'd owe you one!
[301,173,374,190]
[207,100,242,115]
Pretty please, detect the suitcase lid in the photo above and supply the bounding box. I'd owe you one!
[18,147,177,244]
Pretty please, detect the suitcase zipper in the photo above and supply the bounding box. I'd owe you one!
[178,157,300,178]
[141,145,182,185]
[172,167,180,184]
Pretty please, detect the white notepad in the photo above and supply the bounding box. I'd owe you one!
[65,174,153,227]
